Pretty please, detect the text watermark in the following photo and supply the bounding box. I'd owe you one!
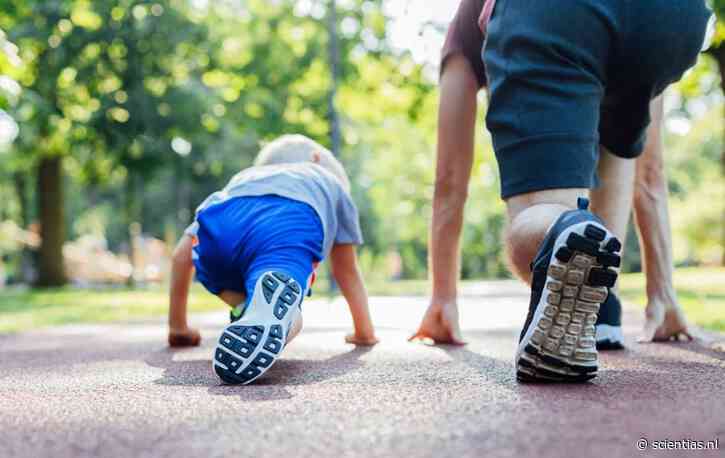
[636,438,720,451]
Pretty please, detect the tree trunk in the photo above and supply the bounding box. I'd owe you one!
[36,156,67,287]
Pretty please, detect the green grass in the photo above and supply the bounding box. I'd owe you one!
[0,285,219,334]
[0,267,723,334]
[618,267,725,332]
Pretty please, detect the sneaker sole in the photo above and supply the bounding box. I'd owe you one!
[213,271,302,385]
[516,222,621,383]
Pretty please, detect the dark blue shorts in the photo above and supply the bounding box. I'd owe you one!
[192,195,324,300]
[484,0,712,198]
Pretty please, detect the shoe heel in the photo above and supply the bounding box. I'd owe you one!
[213,271,302,385]
[517,223,621,383]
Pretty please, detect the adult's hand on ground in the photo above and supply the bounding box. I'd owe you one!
[639,298,703,343]
[168,326,202,347]
[409,300,466,345]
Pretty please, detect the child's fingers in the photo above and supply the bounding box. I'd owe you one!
[345,333,378,346]
[168,330,202,347]
[354,340,378,346]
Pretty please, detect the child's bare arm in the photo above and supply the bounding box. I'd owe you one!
[329,243,378,345]
[168,235,201,347]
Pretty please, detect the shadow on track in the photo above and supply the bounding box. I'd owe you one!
[145,339,372,401]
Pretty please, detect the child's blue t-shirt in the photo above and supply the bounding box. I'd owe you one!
[185,162,364,258]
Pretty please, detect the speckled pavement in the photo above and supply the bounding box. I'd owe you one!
[1,281,724,458]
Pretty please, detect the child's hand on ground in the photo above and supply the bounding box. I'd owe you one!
[409,301,466,345]
[168,327,202,347]
[639,298,703,343]
[345,332,379,346]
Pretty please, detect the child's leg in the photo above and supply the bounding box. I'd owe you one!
[242,258,315,343]
[211,197,323,385]
[213,270,306,385]
[213,255,316,385]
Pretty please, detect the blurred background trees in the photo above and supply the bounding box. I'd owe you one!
[705,0,725,266]
[0,0,722,288]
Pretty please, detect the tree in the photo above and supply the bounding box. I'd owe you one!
[3,0,516,284]
[3,1,222,285]
[3,2,77,286]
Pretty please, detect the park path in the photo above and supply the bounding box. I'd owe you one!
[1,281,724,458]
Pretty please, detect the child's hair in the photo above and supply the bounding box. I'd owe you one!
[254,134,351,192]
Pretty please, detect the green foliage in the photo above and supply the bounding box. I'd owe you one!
[0,0,722,284]
[665,101,723,264]
[711,0,725,19]
[4,1,224,180]
[0,28,20,150]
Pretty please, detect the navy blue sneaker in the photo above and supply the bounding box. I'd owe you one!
[516,198,622,383]
[213,271,302,385]
[595,292,625,350]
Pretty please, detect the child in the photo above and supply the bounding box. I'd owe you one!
[167,134,377,385]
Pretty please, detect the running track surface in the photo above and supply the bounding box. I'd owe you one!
[1,281,724,458]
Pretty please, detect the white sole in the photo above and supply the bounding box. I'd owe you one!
[516,222,621,383]
[213,271,302,385]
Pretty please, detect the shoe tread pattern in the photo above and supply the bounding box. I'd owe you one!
[517,224,621,383]
[214,272,301,384]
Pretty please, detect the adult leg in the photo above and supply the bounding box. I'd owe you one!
[590,95,699,343]
[505,189,588,282]
[505,188,621,382]
[589,148,636,349]
[484,0,623,382]
[589,150,635,243]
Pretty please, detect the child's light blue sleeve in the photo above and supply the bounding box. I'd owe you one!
[184,221,199,238]
[335,193,364,245]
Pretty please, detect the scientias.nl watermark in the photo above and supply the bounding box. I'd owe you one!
[636,437,720,451]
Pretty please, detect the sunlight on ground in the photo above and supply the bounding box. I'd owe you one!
[0,267,723,334]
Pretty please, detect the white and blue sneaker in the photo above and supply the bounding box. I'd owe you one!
[213,271,302,385]
[516,198,622,383]
[596,292,625,350]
